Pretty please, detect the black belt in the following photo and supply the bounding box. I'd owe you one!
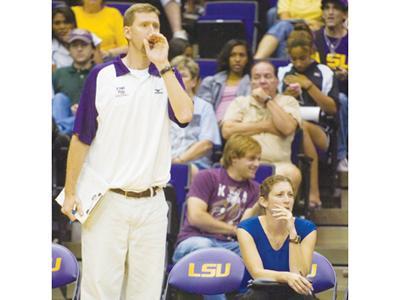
[110,187,160,198]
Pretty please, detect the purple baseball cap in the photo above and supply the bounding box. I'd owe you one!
[322,0,348,11]
[68,28,93,44]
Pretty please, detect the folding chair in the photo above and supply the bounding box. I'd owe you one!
[299,107,340,206]
[254,163,275,184]
[196,58,218,79]
[200,1,259,52]
[162,248,245,299]
[52,243,81,300]
[248,251,337,299]
[169,163,191,218]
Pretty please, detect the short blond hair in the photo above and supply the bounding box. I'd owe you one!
[123,3,160,27]
[221,135,261,168]
[170,55,199,79]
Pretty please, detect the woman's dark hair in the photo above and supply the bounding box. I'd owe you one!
[286,22,314,52]
[52,5,77,40]
[216,39,253,74]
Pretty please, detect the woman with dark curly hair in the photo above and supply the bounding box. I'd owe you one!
[197,39,253,123]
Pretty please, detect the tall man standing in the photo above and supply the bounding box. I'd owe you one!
[61,3,193,300]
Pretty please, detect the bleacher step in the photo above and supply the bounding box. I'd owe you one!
[310,208,348,226]
[316,226,348,247]
[339,171,348,189]
[315,246,347,265]
[62,241,81,260]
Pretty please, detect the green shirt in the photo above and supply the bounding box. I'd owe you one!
[52,64,93,105]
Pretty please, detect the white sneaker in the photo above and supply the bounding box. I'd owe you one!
[173,30,188,40]
[337,158,348,172]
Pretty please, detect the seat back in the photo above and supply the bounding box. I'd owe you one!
[269,58,290,70]
[249,252,337,298]
[196,20,247,58]
[308,251,337,295]
[52,243,80,289]
[165,248,245,295]
[196,58,218,79]
[201,1,258,52]
[254,164,275,184]
[52,0,65,9]
[169,163,191,217]
[106,1,131,15]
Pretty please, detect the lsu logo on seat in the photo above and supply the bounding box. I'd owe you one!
[308,264,318,278]
[52,257,62,272]
[187,263,231,278]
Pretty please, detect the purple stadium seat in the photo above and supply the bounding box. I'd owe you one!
[52,0,65,9]
[164,248,245,296]
[255,163,275,184]
[200,1,259,52]
[52,243,80,299]
[169,163,190,217]
[308,251,337,295]
[249,251,337,298]
[106,1,131,15]
[196,59,218,79]
[269,58,290,70]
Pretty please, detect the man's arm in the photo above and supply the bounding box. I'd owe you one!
[221,119,281,140]
[173,140,212,163]
[143,34,193,124]
[187,196,236,236]
[62,134,90,221]
[241,202,263,221]
[266,100,298,136]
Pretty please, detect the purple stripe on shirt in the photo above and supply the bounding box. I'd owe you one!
[72,61,113,144]
[73,56,190,144]
[168,69,190,128]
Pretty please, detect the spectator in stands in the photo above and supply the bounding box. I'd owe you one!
[278,24,338,208]
[52,29,95,135]
[170,55,221,177]
[254,0,324,59]
[197,39,253,123]
[72,0,128,60]
[314,0,348,171]
[52,5,102,71]
[221,60,302,193]
[173,134,263,299]
[162,0,188,39]
[168,37,193,61]
[237,175,316,299]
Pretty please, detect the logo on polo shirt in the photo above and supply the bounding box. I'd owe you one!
[116,86,127,97]
[154,88,163,95]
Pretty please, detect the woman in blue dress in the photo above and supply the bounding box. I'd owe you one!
[237,175,317,299]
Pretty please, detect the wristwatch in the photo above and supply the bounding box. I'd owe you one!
[289,235,301,244]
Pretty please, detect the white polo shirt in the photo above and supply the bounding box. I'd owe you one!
[73,55,187,192]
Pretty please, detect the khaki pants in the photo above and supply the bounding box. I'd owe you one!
[81,190,168,300]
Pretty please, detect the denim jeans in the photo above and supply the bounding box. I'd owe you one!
[267,20,294,58]
[52,92,75,135]
[337,93,348,160]
[172,236,241,300]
